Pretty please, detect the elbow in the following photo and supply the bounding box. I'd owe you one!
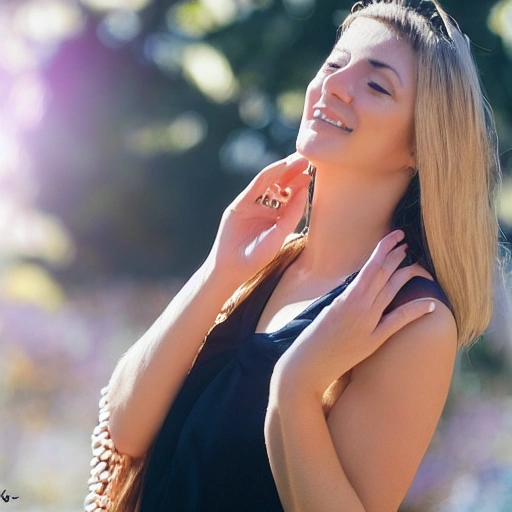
[107,408,150,460]
[108,425,144,460]
[96,389,149,460]
[114,441,147,461]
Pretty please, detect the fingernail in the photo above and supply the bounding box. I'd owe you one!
[427,302,436,313]
[280,187,291,198]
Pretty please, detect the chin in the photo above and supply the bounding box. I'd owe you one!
[295,131,319,161]
[295,135,336,170]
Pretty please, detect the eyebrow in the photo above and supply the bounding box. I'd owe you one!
[368,58,403,86]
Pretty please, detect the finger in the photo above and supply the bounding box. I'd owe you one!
[355,231,407,298]
[274,175,311,235]
[249,183,310,256]
[375,298,436,341]
[239,166,312,220]
[361,230,406,273]
[256,163,312,209]
[250,154,308,190]
[261,183,292,208]
[373,263,432,313]
[253,171,311,227]
[275,169,312,204]
[234,155,309,207]
[273,156,311,189]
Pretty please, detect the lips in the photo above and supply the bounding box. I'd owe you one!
[313,109,353,133]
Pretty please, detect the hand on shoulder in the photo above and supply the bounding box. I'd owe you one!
[271,230,457,402]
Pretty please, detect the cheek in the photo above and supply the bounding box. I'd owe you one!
[362,103,413,146]
[352,108,414,168]
[303,78,322,113]
[297,83,319,134]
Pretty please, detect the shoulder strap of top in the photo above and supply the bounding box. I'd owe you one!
[383,276,452,315]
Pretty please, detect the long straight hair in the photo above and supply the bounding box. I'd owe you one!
[341,1,501,347]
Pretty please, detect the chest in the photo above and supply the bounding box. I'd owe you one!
[253,280,354,415]
[255,298,319,334]
[254,270,345,334]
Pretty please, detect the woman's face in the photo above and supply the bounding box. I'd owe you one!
[296,17,418,178]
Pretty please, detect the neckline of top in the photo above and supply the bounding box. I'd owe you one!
[252,268,359,337]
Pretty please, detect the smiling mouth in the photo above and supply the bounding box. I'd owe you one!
[313,109,353,133]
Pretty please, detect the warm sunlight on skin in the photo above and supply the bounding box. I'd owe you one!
[296,17,417,181]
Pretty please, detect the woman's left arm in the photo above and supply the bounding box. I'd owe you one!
[265,304,456,511]
[264,232,458,512]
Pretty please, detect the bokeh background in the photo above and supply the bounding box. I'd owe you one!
[0,0,511,510]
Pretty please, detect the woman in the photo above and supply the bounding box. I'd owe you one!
[86,1,501,510]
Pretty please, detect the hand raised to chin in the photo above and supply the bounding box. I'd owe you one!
[206,154,312,286]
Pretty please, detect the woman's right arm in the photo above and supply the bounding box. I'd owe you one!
[107,259,241,459]
[106,154,311,459]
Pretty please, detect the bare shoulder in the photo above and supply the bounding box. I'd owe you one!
[325,275,458,510]
[353,273,458,389]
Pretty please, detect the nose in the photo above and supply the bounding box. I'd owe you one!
[322,67,354,104]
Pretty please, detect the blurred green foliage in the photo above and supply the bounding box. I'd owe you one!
[3,0,508,282]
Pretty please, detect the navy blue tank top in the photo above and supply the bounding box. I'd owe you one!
[139,267,450,512]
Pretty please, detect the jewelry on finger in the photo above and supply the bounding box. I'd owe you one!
[268,183,292,204]
[255,194,281,210]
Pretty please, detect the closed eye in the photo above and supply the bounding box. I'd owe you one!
[325,62,392,96]
[368,81,391,96]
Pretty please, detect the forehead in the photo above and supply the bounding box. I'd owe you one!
[334,17,417,81]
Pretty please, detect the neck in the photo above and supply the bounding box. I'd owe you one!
[296,165,411,280]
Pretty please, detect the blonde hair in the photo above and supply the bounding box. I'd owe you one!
[340,1,501,347]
